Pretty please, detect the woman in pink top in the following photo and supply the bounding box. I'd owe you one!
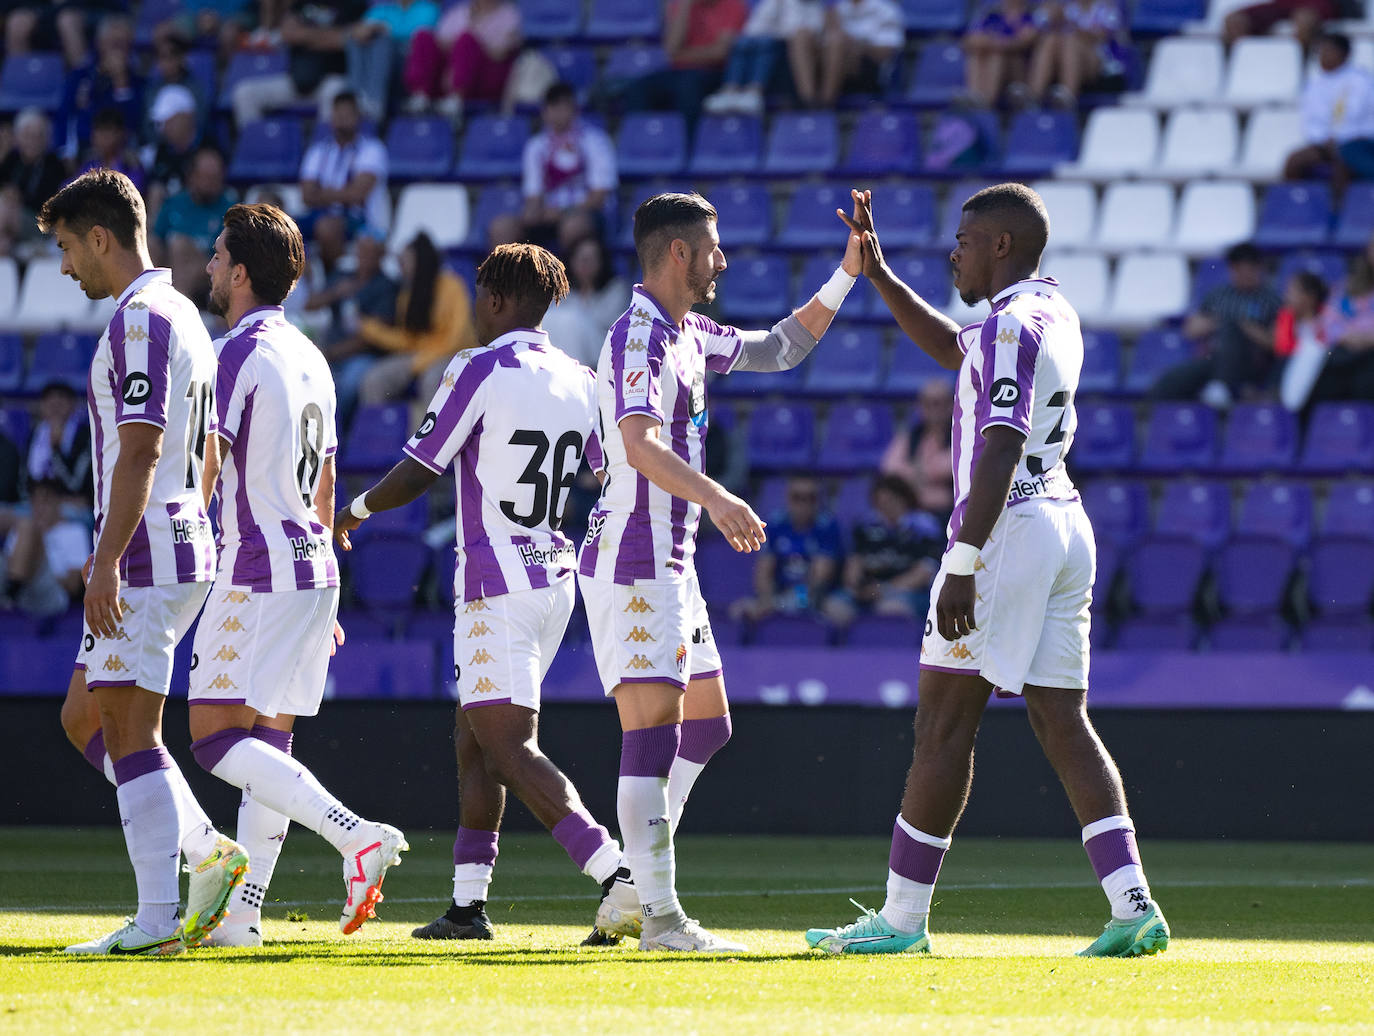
[879,377,955,519]
[404,0,523,116]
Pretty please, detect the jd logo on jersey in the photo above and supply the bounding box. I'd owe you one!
[990,378,1020,407]
[415,412,437,438]
[122,373,152,406]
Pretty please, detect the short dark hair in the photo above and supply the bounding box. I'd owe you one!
[1225,242,1264,267]
[871,473,918,512]
[332,90,359,110]
[633,192,718,271]
[222,202,305,306]
[37,168,145,251]
[477,242,570,324]
[1320,32,1352,60]
[91,106,127,133]
[961,182,1050,264]
[1292,269,1330,307]
[38,380,78,400]
[543,81,576,107]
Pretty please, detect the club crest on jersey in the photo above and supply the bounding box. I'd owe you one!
[623,367,648,399]
[122,373,152,405]
[415,411,437,438]
[990,378,1020,407]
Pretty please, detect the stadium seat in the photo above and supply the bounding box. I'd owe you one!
[0,256,17,321]
[1039,252,1108,323]
[709,182,771,248]
[828,475,870,527]
[751,613,834,647]
[1333,182,1374,248]
[391,183,469,250]
[813,402,893,472]
[1217,404,1299,474]
[0,333,23,395]
[1030,181,1096,250]
[520,0,584,41]
[695,540,755,608]
[542,45,597,94]
[1208,616,1292,651]
[460,184,522,251]
[331,639,436,699]
[938,179,993,241]
[13,260,100,334]
[339,404,412,472]
[1080,478,1150,547]
[1095,181,1173,251]
[1106,253,1190,328]
[881,341,953,396]
[613,180,691,250]
[1068,403,1135,473]
[0,52,65,111]
[1187,256,1229,311]
[382,116,455,182]
[1236,481,1312,547]
[763,112,839,175]
[1002,109,1079,176]
[1274,249,1346,290]
[0,406,29,449]
[1322,481,1374,539]
[1154,480,1231,549]
[1174,181,1255,257]
[1123,327,1194,395]
[882,251,952,316]
[904,42,965,107]
[1253,182,1332,249]
[1224,37,1303,108]
[1139,403,1218,473]
[1236,107,1302,182]
[585,0,662,40]
[1298,402,1374,474]
[1215,535,1296,615]
[843,613,924,649]
[1127,534,1207,615]
[1114,616,1197,650]
[228,117,303,183]
[777,183,854,250]
[348,496,428,544]
[924,109,1002,175]
[794,256,878,331]
[1058,107,1159,180]
[1126,37,1223,109]
[689,115,763,176]
[1307,536,1374,615]
[868,184,938,250]
[24,332,96,394]
[716,252,789,324]
[899,0,969,32]
[843,110,921,176]
[348,534,432,612]
[1301,616,1373,651]
[1129,0,1206,34]
[746,401,816,471]
[336,610,398,643]
[1157,108,1239,180]
[752,476,789,521]
[616,112,687,177]
[402,609,452,644]
[217,49,288,110]
[1079,328,1122,394]
[454,114,527,180]
[602,42,666,82]
[798,312,884,391]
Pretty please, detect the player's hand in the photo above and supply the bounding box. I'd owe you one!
[936,573,977,641]
[706,489,767,553]
[837,189,885,278]
[330,621,345,657]
[84,558,123,639]
[334,510,361,551]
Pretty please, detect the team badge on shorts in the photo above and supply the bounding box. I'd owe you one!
[675,643,687,675]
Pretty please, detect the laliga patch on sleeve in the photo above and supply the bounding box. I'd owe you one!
[622,366,649,400]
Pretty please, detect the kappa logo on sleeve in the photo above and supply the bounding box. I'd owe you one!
[622,367,649,400]
[990,378,1020,407]
[122,373,152,405]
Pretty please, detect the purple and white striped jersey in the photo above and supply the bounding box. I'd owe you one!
[578,285,743,584]
[213,306,339,592]
[947,276,1081,548]
[88,268,216,587]
[403,328,597,603]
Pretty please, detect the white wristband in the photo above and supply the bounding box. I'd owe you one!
[816,266,856,311]
[348,495,372,520]
[943,541,980,576]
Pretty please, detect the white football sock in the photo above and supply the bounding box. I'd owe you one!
[583,841,624,886]
[210,739,361,852]
[115,763,184,938]
[666,757,706,832]
[452,864,494,906]
[617,774,680,927]
[228,792,290,919]
[880,815,950,934]
[165,762,219,865]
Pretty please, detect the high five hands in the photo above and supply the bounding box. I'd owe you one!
[837,189,886,280]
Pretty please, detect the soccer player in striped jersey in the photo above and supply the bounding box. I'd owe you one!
[335,244,639,943]
[578,192,862,952]
[43,170,248,956]
[187,203,407,946]
[805,185,1168,958]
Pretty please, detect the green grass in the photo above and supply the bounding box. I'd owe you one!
[2,829,1372,1034]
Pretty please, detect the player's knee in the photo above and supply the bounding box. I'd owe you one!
[481,741,537,788]
[189,727,250,773]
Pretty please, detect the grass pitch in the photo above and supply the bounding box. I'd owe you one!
[1,829,1371,1034]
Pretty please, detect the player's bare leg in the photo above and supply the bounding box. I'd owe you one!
[60,669,113,781]
[1024,686,1168,956]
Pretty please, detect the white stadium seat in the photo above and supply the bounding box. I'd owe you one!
[1125,38,1224,109]
[0,257,17,321]
[1157,108,1240,179]
[1107,252,1191,329]
[1225,38,1303,107]
[1174,181,1256,257]
[1096,181,1175,252]
[1040,252,1109,324]
[1031,181,1097,249]
[389,183,468,250]
[11,257,103,333]
[1057,107,1159,181]
[1237,106,1303,180]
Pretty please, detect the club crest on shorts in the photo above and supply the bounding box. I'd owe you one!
[675,643,687,674]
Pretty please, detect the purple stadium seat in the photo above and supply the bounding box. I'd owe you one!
[1080,329,1122,395]
[616,112,687,177]
[461,184,524,250]
[716,252,789,323]
[0,406,30,448]
[1154,480,1231,549]
[228,117,303,183]
[347,534,432,611]
[1217,404,1299,474]
[1236,481,1312,547]
[881,344,952,396]
[614,179,691,250]
[764,112,839,175]
[1080,478,1150,547]
[1069,403,1135,474]
[866,184,938,249]
[1124,328,1194,396]
[336,610,398,643]
[1333,182,1374,248]
[455,114,527,180]
[752,613,835,646]
[1301,617,1372,651]
[709,614,746,647]
[0,333,23,394]
[348,496,429,544]
[1299,402,1374,474]
[1308,535,1374,615]
[603,42,667,81]
[709,182,771,248]
[218,49,288,110]
[900,0,969,32]
[339,403,412,472]
[905,42,965,107]
[793,253,879,320]
[1131,0,1207,33]
[1275,249,1346,289]
[1114,616,1197,650]
[695,539,755,608]
[815,402,894,473]
[1138,403,1218,473]
[1252,182,1332,248]
[831,476,872,526]
[404,609,455,644]
[881,252,952,317]
[1215,535,1296,615]
[690,115,763,176]
[385,116,455,181]
[331,639,437,699]
[924,110,1001,176]
[135,0,183,45]
[1128,534,1207,615]
[844,613,924,649]
[541,46,597,97]
[25,332,96,393]
[1002,109,1080,176]
[747,401,817,471]
[585,0,662,40]
[0,53,66,112]
[752,476,788,519]
[843,110,921,176]
[1209,616,1291,651]
[1322,481,1374,538]
[803,326,886,396]
[521,0,584,41]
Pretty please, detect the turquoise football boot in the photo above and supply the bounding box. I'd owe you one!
[1078,904,1171,958]
[805,899,932,955]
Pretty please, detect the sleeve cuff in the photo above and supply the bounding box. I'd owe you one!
[401,443,445,474]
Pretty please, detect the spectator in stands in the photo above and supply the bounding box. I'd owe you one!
[55,12,144,159]
[823,475,943,628]
[0,478,87,618]
[624,0,750,126]
[300,229,398,346]
[78,107,145,194]
[732,476,842,621]
[298,90,390,272]
[540,234,629,368]
[402,0,521,120]
[232,0,368,128]
[143,30,210,140]
[811,0,905,108]
[151,146,235,308]
[703,0,826,114]
[880,377,955,519]
[1150,242,1282,408]
[141,85,203,220]
[1283,33,1374,197]
[1224,0,1337,54]
[962,0,1038,107]
[1277,269,1331,411]
[489,82,617,253]
[1027,0,1130,108]
[0,418,21,512]
[25,382,91,505]
[349,0,440,120]
[155,0,258,62]
[1309,240,1374,403]
[0,108,66,260]
[4,1,118,67]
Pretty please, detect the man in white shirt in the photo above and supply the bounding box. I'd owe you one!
[298,90,389,270]
[1284,32,1374,192]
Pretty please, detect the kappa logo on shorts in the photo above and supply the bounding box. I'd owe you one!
[946,643,975,661]
[208,674,238,690]
[118,597,134,614]
[464,599,490,613]
[103,656,130,672]
[218,616,245,633]
[121,372,152,406]
[221,590,250,604]
[472,676,501,694]
[213,645,240,661]
[623,596,654,614]
[467,621,494,637]
[624,626,656,643]
[110,626,130,641]
[469,649,496,665]
[626,654,654,670]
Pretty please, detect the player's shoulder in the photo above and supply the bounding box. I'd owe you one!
[684,310,733,337]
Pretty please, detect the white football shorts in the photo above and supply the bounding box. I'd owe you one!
[189,585,340,717]
[919,496,1094,696]
[579,571,723,696]
[453,579,573,712]
[78,581,211,695]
